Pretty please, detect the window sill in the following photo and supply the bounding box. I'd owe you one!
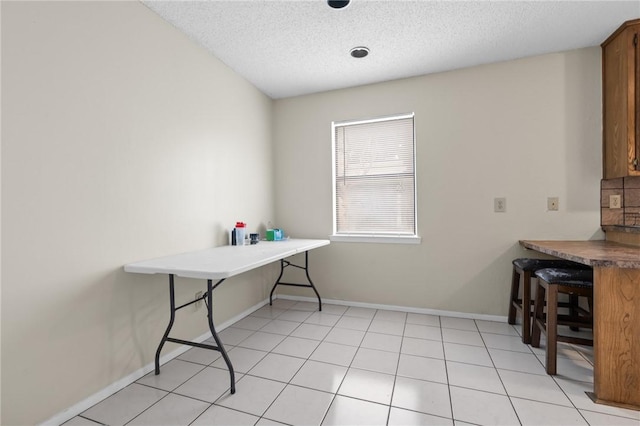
[330,234,422,244]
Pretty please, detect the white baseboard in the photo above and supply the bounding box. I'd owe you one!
[42,297,271,426]
[276,294,508,323]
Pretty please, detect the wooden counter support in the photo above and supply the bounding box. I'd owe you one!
[520,240,640,411]
[592,267,640,410]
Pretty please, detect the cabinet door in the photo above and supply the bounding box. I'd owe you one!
[635,28,640,173]
[602,21,640,178]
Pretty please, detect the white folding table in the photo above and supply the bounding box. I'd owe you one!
[124,238,330,394]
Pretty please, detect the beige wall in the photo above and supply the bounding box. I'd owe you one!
[1,1,605,423]
[1,2,274,424]
[273,47,603,315]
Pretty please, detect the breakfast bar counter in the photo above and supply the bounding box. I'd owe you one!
[520,240,640,411]
[520,240,640,268]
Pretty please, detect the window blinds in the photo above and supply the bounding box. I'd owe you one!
[334,114,416,236]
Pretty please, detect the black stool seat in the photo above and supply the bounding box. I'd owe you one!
[508,258,590,344]
[512,258,590,272]
[534,268,593,288]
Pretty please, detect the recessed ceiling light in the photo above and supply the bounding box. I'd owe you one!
[328,1,350,9]
[350,46,369,58]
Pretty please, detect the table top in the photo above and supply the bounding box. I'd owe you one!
[520,240,640,268]
[124,239,330,280]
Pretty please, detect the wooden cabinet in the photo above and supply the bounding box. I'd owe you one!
[602,19,640,179]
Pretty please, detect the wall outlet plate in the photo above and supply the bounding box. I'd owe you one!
[547,197,559,211]
[609,194,622,209]
[494,197,506,213]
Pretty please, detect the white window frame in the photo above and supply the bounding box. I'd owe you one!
[331,112,420,244]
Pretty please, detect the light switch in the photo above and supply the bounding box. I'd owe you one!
[547,197,559,211]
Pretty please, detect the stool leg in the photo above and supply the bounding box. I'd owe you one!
[531,279,545,348]
[522,270,532,344]
[569,294,579,332]
[508,268,519,325]
[546,284,558,375]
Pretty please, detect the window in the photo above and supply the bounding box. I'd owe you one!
[331,113,419,244]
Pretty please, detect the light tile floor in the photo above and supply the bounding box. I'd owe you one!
[67,299,640,425]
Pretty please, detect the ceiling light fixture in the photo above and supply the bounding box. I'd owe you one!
[350,46,369,58]
[328,1,350,9]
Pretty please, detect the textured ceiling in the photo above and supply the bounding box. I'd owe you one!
[143,1,640,99]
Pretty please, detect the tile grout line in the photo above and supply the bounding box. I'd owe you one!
[193,304,293,425]
[481,321,608,422]
[317,304,375,426]
[209,303,302,424]
[135,356,215,425]
[77,302,612,426]
[475,318,523,426]
[385,312,409,425]
[258,307,345,425]
[229,303,312,424]
[245,301,352,425]
[441,315,456,425]
[122,390,175,426]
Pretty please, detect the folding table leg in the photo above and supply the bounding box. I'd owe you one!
[155,274,176,375]
[269,251,323,311]
[268,259,286,307]
[304,251,322,311]
[207,279,236,394]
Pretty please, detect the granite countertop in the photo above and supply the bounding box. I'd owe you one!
[520,240,640,268]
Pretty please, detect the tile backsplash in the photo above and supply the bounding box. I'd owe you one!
[601,176,640,227]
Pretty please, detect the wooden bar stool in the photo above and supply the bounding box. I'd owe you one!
[508,258,590,344]
[531,268,594,375]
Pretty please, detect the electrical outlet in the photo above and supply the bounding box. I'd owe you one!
[194,291,203,310]
[610,194,622,209]
[494,197,506,213]
[547,197,559,211]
